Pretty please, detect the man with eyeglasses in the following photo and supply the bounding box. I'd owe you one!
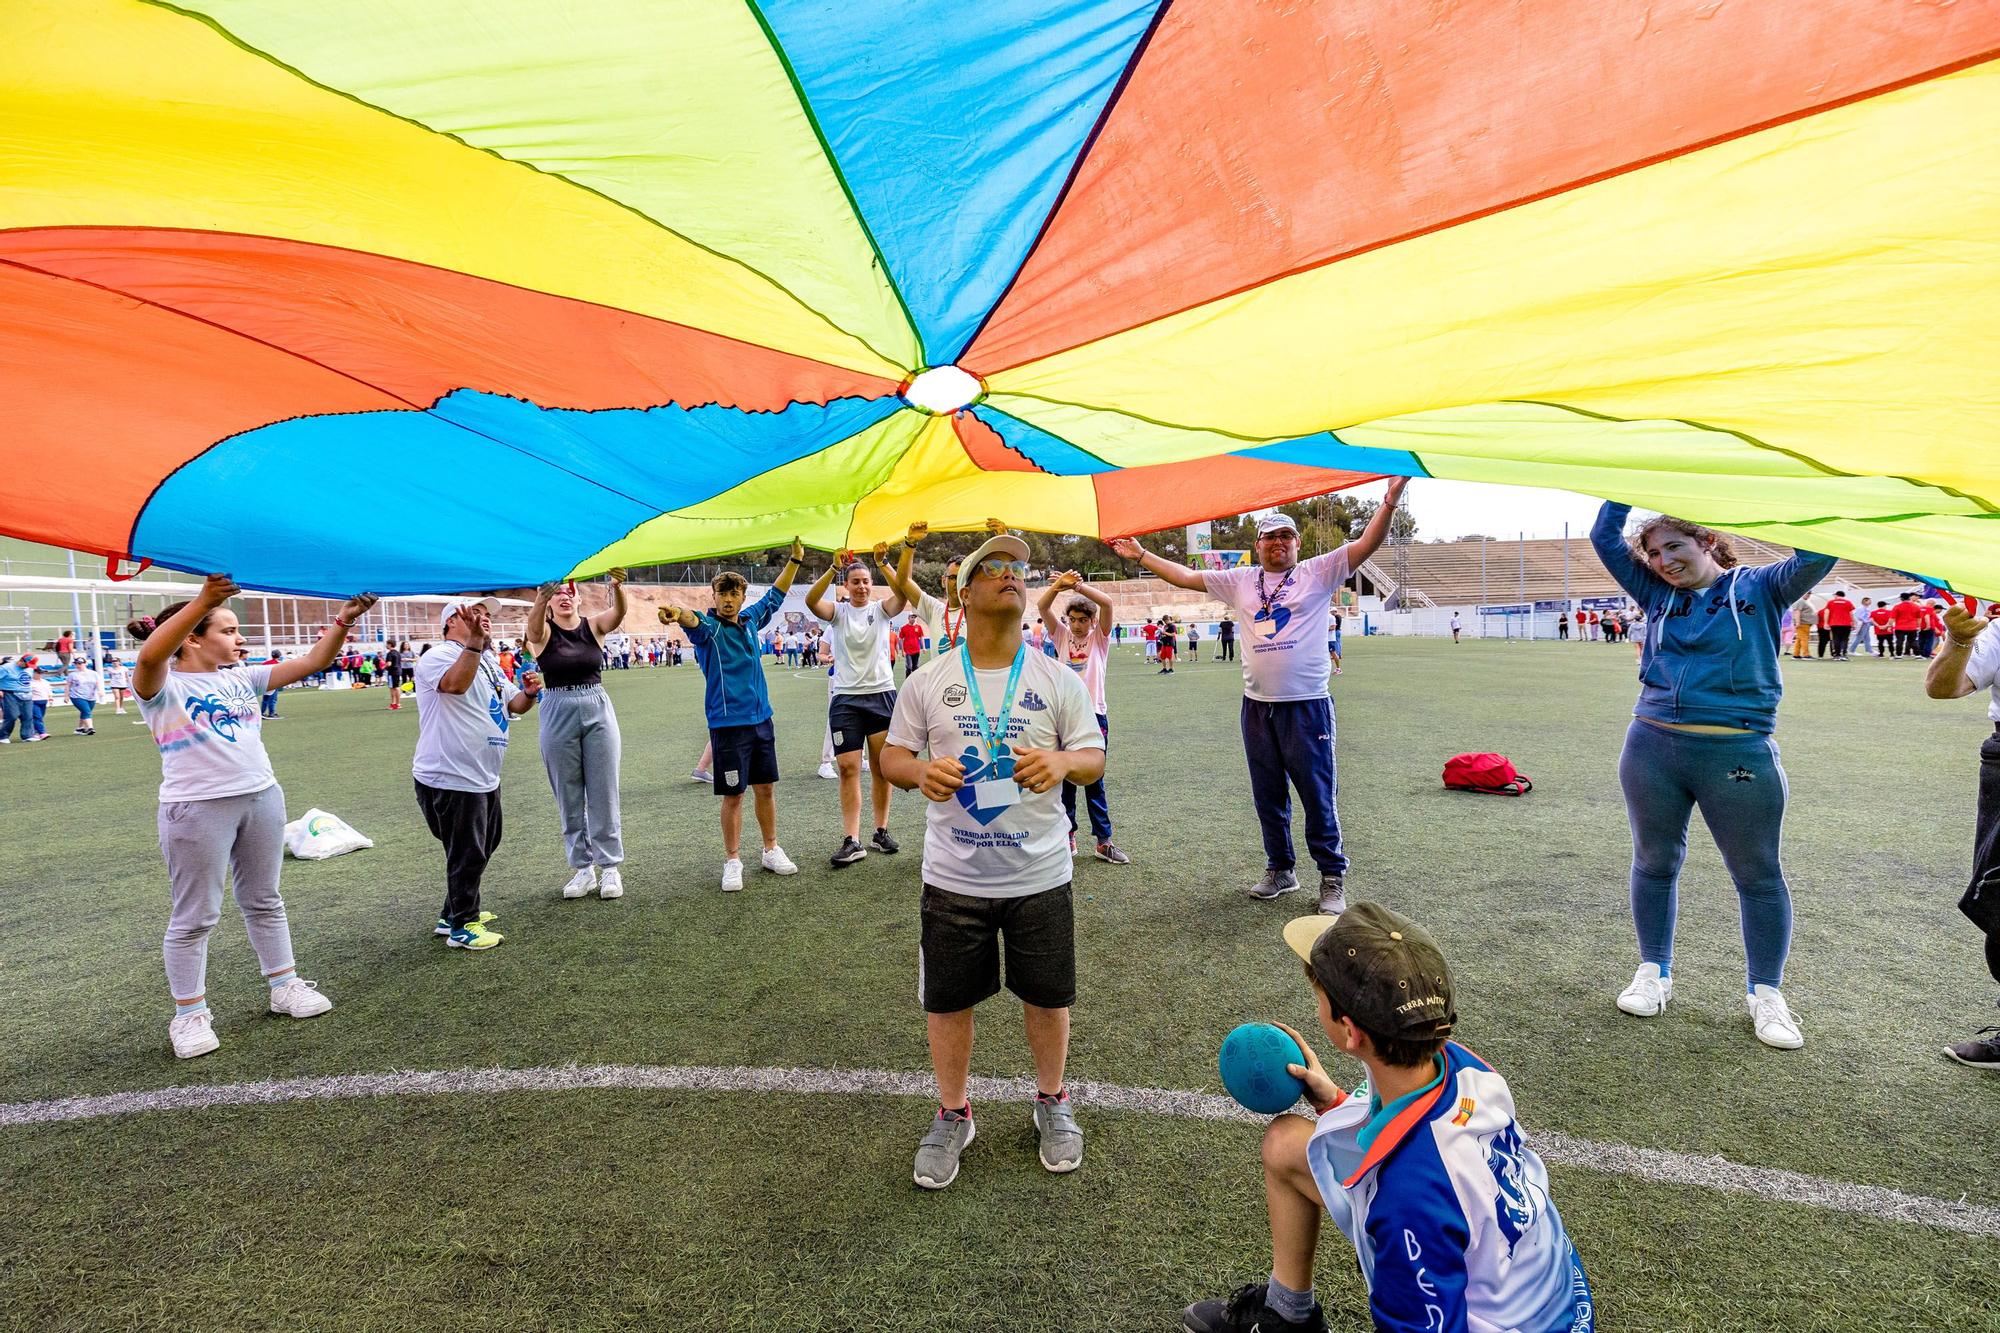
[1112,478,1408,914]
[881,531,1106,1190]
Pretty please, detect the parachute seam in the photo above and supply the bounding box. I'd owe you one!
[1510,400,1998,515]
[1,256,733,569]
[742,0,924,372]
[969,405,1114,477]
[972,45,2000,375]
[132,0,910,375]
[949,0,1179,368]
[0,225,902,400]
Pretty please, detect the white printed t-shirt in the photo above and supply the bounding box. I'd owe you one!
[825,597,897,696]
[413,642,520,793]
[887,646,1103,900]
[138,665,276,802]
[1965,621,2000,723]
[1048,620,1111,717]
[1202,547,1353,702]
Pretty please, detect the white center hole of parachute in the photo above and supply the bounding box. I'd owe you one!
[902,365,985,414]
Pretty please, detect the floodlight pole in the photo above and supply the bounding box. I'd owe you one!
[1480,536,1488,640]
[1519,532,1527,642]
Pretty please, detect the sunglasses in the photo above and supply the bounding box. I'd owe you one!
[973,558,1028,579]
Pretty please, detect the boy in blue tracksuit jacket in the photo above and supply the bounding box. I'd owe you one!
[1590,502,1836,1049]
[1185,904,1592,1333]
[658,541,804,889]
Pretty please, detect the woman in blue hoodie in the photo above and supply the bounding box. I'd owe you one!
[1592,502,1835,1050]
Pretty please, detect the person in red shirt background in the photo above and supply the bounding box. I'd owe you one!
[1892,593,1926,658]
[897,615,924,681]
[1869,599,1896,657]
[1814,604,1830,658]
[1822,589,1855,660]
[1919,601,1946,660]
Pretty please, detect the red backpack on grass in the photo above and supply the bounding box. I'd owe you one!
[1443,753,1532,796]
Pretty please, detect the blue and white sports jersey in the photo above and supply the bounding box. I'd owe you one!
[1306,1042,1593,1333]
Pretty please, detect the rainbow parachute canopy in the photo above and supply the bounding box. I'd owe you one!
[3,0,1996,596]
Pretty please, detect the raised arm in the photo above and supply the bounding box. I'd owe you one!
[804,555,839,622]
[587,569,629,638]
[524,584,555,655]
[1927,604,1990,700]
[773,537,805,594]
[1589,501,1670,604]
[1076,577,1116,635]
[1341,476,1409,568]
[269,594,379,689]
[873,541,909,617]
[1108,536,1206,591]
[1035,571,1071,623]
[132,573,237,701]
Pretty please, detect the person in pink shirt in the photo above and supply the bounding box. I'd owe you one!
[1039,571,1128,865]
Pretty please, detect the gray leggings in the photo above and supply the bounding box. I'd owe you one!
[160,784,294,1000]
[539,685,623,868]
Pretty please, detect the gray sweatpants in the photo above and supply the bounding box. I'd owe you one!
[539,685,624,868]
[160,784,294,1000]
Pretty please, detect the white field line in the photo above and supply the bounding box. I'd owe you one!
[4,1062,1997,1239]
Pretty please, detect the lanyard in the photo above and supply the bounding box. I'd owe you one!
[1256,566,1296,615]
[960,642,1026,763]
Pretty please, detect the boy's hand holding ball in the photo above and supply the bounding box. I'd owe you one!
[1271,1020,1346,1114]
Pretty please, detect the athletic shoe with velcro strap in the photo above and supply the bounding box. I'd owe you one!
[913,1105,975,1190]
[434,911,497,936]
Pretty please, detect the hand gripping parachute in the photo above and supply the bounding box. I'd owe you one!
[3,0,1996,596]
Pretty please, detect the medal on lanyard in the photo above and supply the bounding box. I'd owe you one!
[1252,567,1294,641]
[960,642,1025,811]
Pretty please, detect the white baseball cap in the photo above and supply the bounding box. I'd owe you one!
[1256,512,1300,537]
[957,533,1031,591]
[437,596,500,630]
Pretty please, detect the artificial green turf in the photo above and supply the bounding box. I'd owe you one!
[3,639,1996,1329]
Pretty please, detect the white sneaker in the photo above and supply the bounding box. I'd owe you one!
[690,768,712,783]
[268,977,333,1018]
[1616,963,1672,1017]
[761,846,798,875]
[599,866,624,899]
[816,761,837,780]
[169,1008,219,1059]
[721,858,744,892]
[561,867,596,899]
[1748,985,1804,1049]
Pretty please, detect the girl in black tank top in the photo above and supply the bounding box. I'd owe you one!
[539,618,602,689]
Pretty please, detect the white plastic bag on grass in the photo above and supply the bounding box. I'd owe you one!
[284,808,374,860]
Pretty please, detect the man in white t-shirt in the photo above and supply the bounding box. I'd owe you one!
[1038,569,1127,865]
[413,596,542,950]
[1112,479,1407,914]
[806,522,930,867]
[1928,601,2000,1070]
[881,532,1105,1191]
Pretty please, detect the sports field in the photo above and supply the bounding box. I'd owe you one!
[2,638,1995,1331]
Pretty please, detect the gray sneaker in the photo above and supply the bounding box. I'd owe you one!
[1318,873,1347,916]
[1246,868,1300,900]
[1093,841,1131,866]
[1033,1094,1084,1173]
[913,1107,975,1190]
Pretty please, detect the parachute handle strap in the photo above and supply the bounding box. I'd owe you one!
[106,555,153,582]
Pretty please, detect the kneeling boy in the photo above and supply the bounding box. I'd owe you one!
[1184,903,1592,1333]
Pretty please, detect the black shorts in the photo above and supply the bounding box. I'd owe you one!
[829,690,896,754]
[919,882,1075,1013]
[709,719,779,796]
